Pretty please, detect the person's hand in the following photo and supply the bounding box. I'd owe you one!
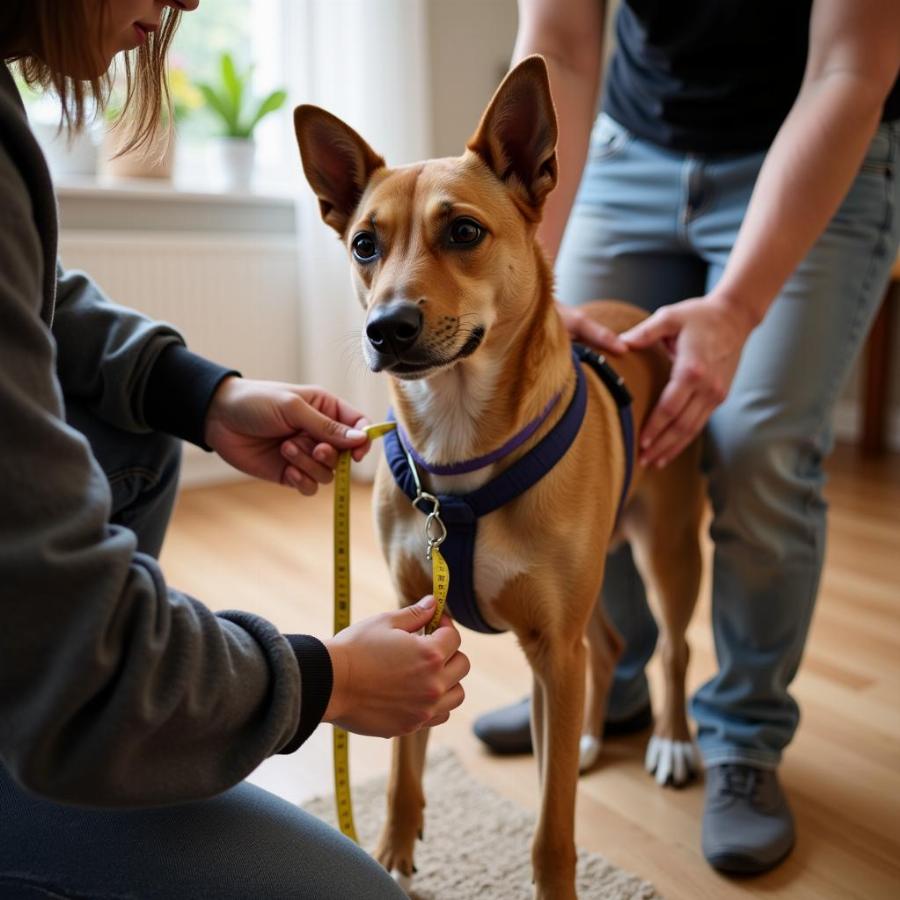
[323,596,470,737]
[620,294,758,467]
[204,378,371,495]
[556,302,628,355]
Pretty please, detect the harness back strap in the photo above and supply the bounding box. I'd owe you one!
[572,343,635,522]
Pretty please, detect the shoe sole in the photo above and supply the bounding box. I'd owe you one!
[706,839,795,877]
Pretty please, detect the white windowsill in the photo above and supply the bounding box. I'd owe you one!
[55,164,300,236]
[54,172,296,208]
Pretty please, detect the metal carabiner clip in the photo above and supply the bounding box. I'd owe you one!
[412,490,440,516]
[424,509,448,560]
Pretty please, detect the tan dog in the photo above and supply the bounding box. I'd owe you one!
[295,56,704,900]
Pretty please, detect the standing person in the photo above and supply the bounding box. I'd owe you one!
[474,0,900,875]
[0,3,469,898]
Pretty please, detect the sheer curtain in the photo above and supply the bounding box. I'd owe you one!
[284,0,433,477]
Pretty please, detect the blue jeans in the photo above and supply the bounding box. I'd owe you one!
[556,114,900,768]
[0,403,404,899]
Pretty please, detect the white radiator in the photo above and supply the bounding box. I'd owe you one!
[59,230,301,486]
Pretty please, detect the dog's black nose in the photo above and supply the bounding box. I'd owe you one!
[366,301,423,357]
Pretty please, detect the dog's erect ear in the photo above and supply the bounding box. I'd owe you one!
[294,105,385,236]
[466,55,558,215]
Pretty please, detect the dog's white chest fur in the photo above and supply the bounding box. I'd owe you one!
[396,358,529,625]
[401,355,503,494]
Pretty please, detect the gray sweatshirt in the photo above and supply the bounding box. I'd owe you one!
[0,64,332,807]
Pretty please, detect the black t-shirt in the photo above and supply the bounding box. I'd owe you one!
[603,0,900,154]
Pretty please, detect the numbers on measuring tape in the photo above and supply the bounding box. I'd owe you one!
[330,423,396,843]
[330,421,452,841]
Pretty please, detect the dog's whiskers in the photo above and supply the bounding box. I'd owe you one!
[337,329,369,380]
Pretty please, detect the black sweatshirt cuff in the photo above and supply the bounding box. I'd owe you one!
[280,634,334,754]
[143,343,240,450]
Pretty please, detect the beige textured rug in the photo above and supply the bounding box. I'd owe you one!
[302,747,663,900]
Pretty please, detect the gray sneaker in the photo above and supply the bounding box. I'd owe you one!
[472,695,653,755]
[702,763,795,875]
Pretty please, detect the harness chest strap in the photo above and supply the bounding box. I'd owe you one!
[385,345,635,635]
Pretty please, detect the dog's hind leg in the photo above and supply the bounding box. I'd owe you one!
[625,448,705,788]
[520,628,586,900]
[580,601,624,772]
[374,727,430,883]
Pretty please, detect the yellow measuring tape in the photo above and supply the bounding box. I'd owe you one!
[332,421,450,842]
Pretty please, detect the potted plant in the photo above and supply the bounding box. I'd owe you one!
[197,52,287,188]
[101,65,201,179]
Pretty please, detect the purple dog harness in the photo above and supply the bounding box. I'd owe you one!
[384,344,635,634]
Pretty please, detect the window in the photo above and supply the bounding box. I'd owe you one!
[20,0,292,186]
[171,0,291,176]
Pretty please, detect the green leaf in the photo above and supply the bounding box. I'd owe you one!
[247,89,287,134]
[198,82,239,136]
[220,52,244,130]
[197,53,285,138]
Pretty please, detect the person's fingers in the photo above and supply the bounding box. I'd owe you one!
[581,320,628,355]
[284,395,368,448]
[652,365,727,465]
[423,615,463,660]
[390,596,438,633]
[558,305,628,355]
[283,430,373,470]
[442,649,471,686]
[282,464,319,496]
[428,610,453,632]
[638,374,695,462]
[310,441,339,470]
[430,682,466,718]
[308,391,374,460]
[419,684,466,729]
[423,711,451,729]
[620,308,681,349]
[328,395,370,431]
[281,436,334,484]
[351,415,373,462]
[640,393,710,468]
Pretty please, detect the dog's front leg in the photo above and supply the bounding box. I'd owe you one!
[374,727,430,882]
[522,632,585,900]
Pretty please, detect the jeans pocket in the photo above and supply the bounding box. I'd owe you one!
[589,113,634,162]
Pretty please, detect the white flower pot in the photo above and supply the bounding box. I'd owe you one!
[32,121,100,178]
[212,137,256,189]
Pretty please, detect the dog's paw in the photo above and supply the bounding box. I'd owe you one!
[391,870,413,896]
[579,734,602,772]
[374,826,418,885]
[644,735,701,787]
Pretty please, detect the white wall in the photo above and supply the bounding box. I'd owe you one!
[57,189,301,487]
[426,0,519,158]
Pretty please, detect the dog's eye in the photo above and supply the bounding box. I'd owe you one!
[448,217,483,246]
[351,232,378,262]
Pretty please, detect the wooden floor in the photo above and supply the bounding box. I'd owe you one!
[160,443,900,900]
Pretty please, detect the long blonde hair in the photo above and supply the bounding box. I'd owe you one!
[4,0,182,151]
